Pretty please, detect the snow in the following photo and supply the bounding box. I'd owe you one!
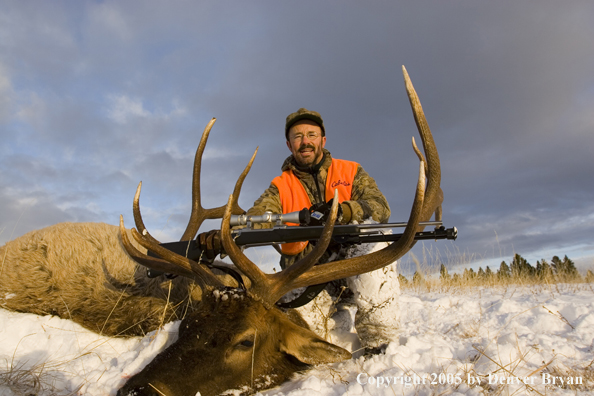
[1,282,593,395]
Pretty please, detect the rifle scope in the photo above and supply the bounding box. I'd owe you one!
[230,209,310,227]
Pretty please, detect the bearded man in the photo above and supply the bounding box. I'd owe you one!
[247,108,390,268]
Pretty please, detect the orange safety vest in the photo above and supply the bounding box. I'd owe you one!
[271,158,359,255]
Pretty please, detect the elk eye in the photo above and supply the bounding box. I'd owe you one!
[239,339,254,348]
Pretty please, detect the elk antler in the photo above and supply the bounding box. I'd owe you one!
[120,119,258,290]
[121,66,442,306]
[220,162,425,306]
[219,190,342,303]
[181,118,257,241]
[219,66,437,306]
[402,66,443,228]
[119,214,220,290]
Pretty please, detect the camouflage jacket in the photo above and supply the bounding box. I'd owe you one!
[246,149,390,269]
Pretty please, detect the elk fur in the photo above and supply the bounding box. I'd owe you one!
[0,222,207,336]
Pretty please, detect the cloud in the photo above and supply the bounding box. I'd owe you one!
[15,92,47,128]
[89,2,134,43]
[0,64,13,122]
[106,95,150,124]
[106,94,188,125]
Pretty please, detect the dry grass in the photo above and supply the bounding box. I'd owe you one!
[460,341,594,395]
[402,274,594,295]
[399,247,594,294]
[0,360,80,396]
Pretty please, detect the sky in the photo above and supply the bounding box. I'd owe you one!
[1,1,593,274]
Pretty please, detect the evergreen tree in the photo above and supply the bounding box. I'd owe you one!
[536,259,553,280]
[551,256,564,276]
[452,273,460,284]
[498,261,511,279]
[439,264,450,282]
[552,255,581,281]
[463,268,476,281]
[478,267,486,278]
[561,255,580,280]
[485,266,494,278]
[510,253,534,278]
[586,270,594,283]
[412,271,424,285]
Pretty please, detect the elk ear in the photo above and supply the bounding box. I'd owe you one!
[279,318,352,364]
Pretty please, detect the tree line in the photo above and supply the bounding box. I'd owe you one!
[400,254,593,286]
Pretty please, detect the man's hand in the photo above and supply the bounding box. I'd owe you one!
[196,229,224,261]
[308,199,351,225]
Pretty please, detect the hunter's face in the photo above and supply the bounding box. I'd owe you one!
[286,120,326,167]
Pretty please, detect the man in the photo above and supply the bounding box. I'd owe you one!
[200,108,399,351]
[245,108,391,270]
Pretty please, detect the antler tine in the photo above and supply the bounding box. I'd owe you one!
[129,227,225,289]
[219,191,340,306]
[221,191,338,305]
[132,182,159,245]
[126,209,225,289]
[412,136,428,174]
[119,215,198,281]
[229,147,259,212]
[219,194,269,297]
[181,118,216,241]
[412,136,442,224]
[181,118,258,241]
[127,176,226,289]
[402,66,443,228]
[202,147,259,220]
[267,190,339,299]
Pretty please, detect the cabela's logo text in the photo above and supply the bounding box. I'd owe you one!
[331,179,351,188]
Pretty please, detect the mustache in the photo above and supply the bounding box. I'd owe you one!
[299,144,316,151]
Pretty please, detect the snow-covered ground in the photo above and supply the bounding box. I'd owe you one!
[1,283,593,396]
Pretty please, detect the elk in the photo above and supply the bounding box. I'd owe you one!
[0,67,443,396]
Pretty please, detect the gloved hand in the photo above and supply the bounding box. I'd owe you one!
[196,229,224,262]
[340,202,352,223]
[308,199,348,226]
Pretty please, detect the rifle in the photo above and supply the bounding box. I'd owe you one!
[150,210,457,265]
[147,211,457,306]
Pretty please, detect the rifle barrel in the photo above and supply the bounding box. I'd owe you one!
[152,224,457,263]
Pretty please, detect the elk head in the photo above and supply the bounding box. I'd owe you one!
[117,66,443,396]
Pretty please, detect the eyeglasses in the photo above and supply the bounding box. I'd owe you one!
[289,132,321,142]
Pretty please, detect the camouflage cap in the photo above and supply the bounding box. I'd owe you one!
[285,108,325,140]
